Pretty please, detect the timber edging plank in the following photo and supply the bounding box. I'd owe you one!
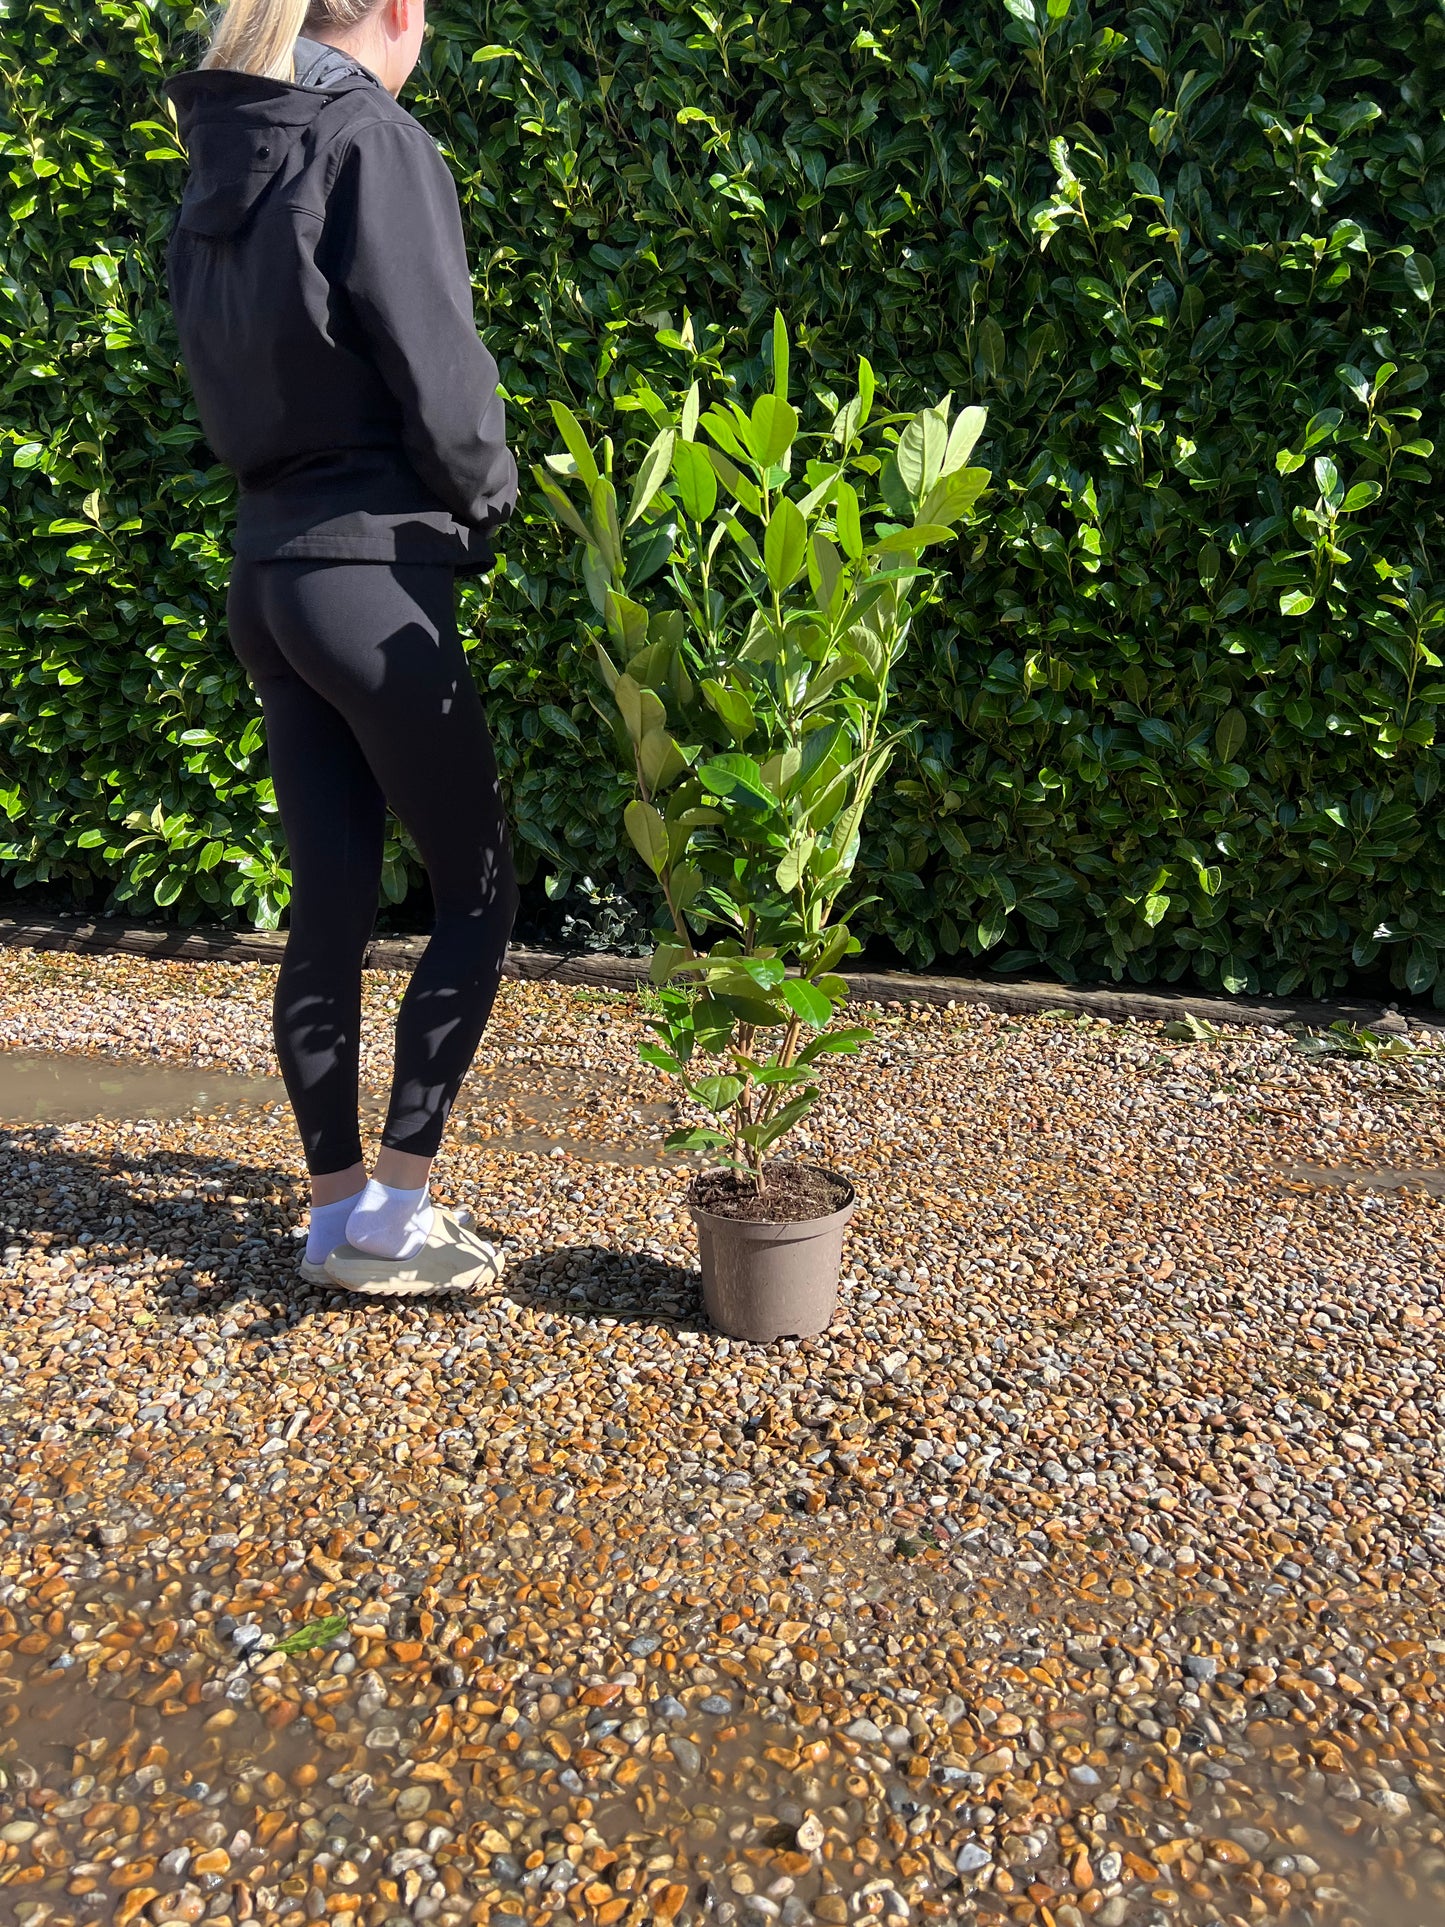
[0,912,1438,1036]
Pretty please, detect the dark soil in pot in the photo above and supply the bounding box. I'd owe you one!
[687,1160,852,1222]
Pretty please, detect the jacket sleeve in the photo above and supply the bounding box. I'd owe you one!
[329,118,517,533]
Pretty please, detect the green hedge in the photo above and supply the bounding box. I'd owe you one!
[3,0,1443,999]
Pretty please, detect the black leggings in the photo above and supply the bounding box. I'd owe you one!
[227,558,518,1175]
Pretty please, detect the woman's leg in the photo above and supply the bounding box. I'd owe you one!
[255,560,519,1181]
[227,560,386,1204]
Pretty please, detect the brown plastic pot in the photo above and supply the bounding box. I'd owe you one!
[687,1170,856,1342]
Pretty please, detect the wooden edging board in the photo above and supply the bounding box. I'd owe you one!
[0,911,1440,1036]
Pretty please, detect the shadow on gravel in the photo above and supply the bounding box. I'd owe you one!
[1,1132,708,1339]
[501,1241,704,1331]
[0,1125,314,1317]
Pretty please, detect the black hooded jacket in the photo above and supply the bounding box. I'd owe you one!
[163,42,516,572]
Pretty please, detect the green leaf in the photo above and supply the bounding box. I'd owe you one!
[811,923,857,976]
[549,401,601,491]
[713,955,787,990]
[718,992,788,1028]
[665,1125,730,1152]
[808,532,846,618]
[704,445,762,515]
[538,703,582,744]
[977,315,1006,376]
[581,544,612,616]
[835,480,863,560]
[625,429,676,528]
[796,464,842,519]
[672,438,718,522]
[534,472,595,547]
[918,467,988,528]
[639,727,687,790]
[648,941,687,987]
[612,672,645,741]
[1214,710,1248,763]
[775,838,816,892]
[750,393,799,467]
[624,799,669,874]
[781,977,832,1024]
[894,413,931,501]
[701,678,756,744]
[1340,481,1381,513]
[1279,589,1316,617]
[697,754,774,811]
[273,1614,349,1657]
[772,308,790,400]
[798,1025,872,1064]
[1404,252,1436,303]
[692,1074,744,1112]
[588,475,622,571]
[760,746,801,797]
[942,405,986,473]
[699,404,751,462]
[857,357,876,429]
[748,1089,819,1150]
[1404,943,1438,993]
[871,523,957,553]
[764,496,808,592]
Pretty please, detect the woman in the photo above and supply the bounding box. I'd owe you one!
[164,0,519,1294]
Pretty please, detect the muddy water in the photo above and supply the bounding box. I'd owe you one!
[0,1051,287,1125]
[1281,1161,1445,1198]
[0,1048,689,1167]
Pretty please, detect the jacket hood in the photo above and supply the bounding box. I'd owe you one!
[165,51,380,237]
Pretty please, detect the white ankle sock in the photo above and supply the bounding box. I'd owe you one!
[344,1178,434,1261]
[305,1188,366,1266]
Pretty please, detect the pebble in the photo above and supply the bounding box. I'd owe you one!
[0,951,1442,1926]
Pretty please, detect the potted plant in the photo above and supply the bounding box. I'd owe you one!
[538,313,990,1340]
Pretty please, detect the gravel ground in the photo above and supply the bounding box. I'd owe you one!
[1,946,1443,1927]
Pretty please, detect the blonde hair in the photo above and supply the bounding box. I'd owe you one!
[202,0,379,81]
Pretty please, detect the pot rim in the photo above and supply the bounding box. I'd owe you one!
[685,1161,856,1230]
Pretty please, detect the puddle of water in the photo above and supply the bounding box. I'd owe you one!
[402,1067,689,1166]
[1281,1162,1445,1198]
[0,1050,287,1125]
[0,1052,687,1167]
[3,1611,1438,1927]
[457,1127,688,1167]
[1,1502,1440,1927]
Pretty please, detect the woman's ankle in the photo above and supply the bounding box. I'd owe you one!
[374,1147,434,1191]
[311,1160,368,1207]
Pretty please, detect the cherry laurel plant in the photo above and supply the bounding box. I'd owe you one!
[538,314,990,1192]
